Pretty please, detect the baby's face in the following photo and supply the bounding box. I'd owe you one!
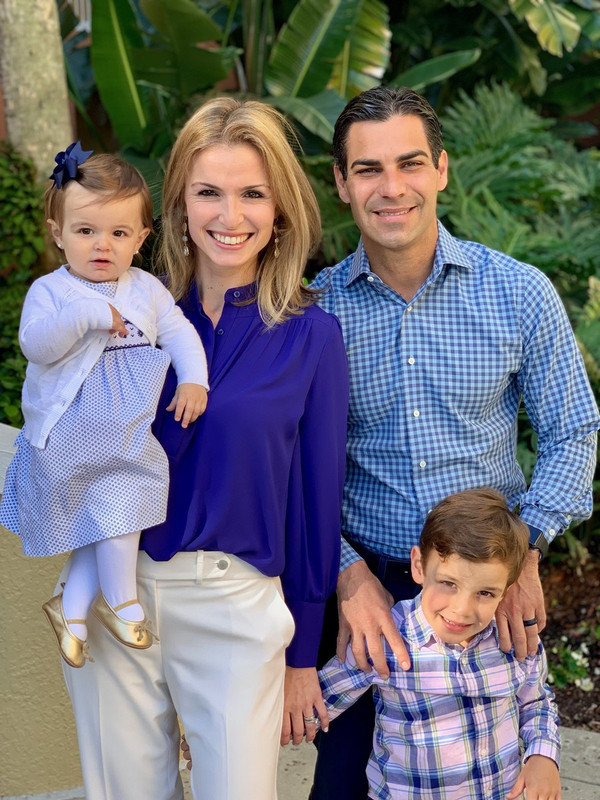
[48,183,150,283]
[410,547,510,645]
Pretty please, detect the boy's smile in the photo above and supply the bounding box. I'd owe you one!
[410,547,510,646]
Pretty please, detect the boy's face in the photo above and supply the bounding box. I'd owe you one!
[410,546,510,645]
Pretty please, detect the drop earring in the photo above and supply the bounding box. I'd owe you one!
[182,222,190,257]
[273,223,280,259]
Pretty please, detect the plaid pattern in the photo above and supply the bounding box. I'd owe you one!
[318,595,560,800]
[313,223,599,567]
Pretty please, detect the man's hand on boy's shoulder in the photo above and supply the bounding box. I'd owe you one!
[496,549,546,661]
[336,559,411,678]
[506,754,561,800]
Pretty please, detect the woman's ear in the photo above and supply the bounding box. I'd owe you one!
[410,546,425,586]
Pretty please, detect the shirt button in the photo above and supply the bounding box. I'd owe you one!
[217,559,228,570]
[413,409,420,418]
[406,305,413,312]
[217,328,224,336]
[367,275,374,282]
[408,357,415,365]
[233,291,241,298]
[548,529,555,537]
[419,460,426,468]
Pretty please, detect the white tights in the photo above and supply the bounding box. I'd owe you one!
[62,532,144,639]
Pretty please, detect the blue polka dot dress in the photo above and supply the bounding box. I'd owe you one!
[0,277,172,556]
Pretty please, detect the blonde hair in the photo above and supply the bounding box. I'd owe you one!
[159,97,322,326]
[45,153,153,230]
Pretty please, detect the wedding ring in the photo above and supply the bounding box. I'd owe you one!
[303,715,318,724]
[523,618,538,627]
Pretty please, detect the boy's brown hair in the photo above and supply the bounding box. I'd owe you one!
[419,488,529,585]
[45,153,153,231]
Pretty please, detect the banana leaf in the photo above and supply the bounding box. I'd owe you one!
[91,0,149,149]
[266,89,347,142]
[265,0,361,98]
[328,0,391,99]
[509,0,581,55]
[141,0,234,94]
[389,49,481,91]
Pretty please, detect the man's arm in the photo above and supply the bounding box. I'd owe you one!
[336,560,410,677]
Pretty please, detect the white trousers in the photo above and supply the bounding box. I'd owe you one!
[61,550,295,800]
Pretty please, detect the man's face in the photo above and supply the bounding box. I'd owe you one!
[334,114,448,265]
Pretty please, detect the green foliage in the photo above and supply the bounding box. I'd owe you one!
[548,635,595,690]
[439,83,600,307]
[0,143,46,282]
[0,283,27,427]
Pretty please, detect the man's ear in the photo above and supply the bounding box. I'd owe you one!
[410,545,425,586]
[333,165,350,204]
[437,150,449,193]
[46,218,62,245]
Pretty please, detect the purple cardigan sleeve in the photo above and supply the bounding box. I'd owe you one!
[282,317,349,667]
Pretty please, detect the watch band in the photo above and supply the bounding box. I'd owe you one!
[528,525,549,558]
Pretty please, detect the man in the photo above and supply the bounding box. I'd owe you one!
[308,86,599,799]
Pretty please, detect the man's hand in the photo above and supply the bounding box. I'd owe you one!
[505,754,561,799]
[336,560,410,678]
[166,384,208,428]
[281,666,329,746]
[496,549,546,660]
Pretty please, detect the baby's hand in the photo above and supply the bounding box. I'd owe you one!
[108,303,128,337]
[166,383,208,428]
[506,754,561,799]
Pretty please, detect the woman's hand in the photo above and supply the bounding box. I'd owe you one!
[166,384,208,428]
[280,666,329,746]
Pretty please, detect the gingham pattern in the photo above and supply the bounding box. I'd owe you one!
[313,223,599,566]
[318,595,560,800]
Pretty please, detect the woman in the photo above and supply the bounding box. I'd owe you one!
[61,97,348,800]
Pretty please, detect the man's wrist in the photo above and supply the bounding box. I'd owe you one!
[527,525,548,559]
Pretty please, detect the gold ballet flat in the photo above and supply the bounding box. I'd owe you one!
[42,593,94,669]
[91,594,158,649]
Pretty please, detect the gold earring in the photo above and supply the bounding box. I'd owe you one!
[273,224,280,259]
[182,222,190,257]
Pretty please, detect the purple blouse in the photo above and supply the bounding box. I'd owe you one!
[141,282,349,666]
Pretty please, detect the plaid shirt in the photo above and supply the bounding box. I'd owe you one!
[318,594,560,800]
[313,223,599,567]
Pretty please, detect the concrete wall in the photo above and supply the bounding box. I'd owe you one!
[1,423,82,797]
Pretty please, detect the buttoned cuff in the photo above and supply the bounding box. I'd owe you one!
[523,740,561,770]
[284,599,326,668]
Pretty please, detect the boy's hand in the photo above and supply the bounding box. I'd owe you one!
[506,754,561,799]
[281,666,329,746]
[166,384,208,428]
[336,560,411,678]
[108,303,128,337]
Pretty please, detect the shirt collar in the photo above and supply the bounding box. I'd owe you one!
[345,221,473,288]
[405,592,497,652]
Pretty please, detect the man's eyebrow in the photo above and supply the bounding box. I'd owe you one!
[349,150,431,171]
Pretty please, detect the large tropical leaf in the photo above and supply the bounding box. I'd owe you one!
[266,89,347,142]
[242,0,276,94]
[265,0,361,97]
[140,0,234,95]
[91,0,149,148]
[389,49,481,91]
[509,0,581,55]
[328,0,391,99]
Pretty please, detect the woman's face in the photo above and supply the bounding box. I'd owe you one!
[184,143,277,282]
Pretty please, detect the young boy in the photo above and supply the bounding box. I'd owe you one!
[318,488,561,800]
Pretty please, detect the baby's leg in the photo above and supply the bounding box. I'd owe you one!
[95,532,144,622]
[62,543,100,640]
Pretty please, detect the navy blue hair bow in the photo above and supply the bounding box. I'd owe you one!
[49,141,94,189]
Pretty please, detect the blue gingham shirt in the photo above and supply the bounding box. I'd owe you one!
[318,594,560,800]
[313,223,599,567]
